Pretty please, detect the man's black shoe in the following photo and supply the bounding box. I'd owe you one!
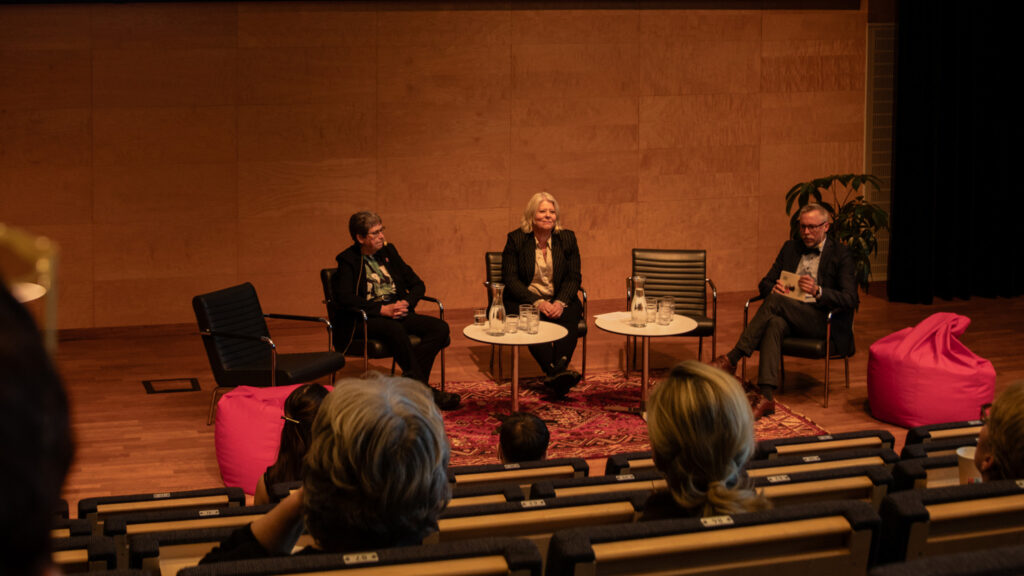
[432,388,461,411]
[545,369,581,398]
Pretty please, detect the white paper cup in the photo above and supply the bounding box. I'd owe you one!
[956,446,982,484]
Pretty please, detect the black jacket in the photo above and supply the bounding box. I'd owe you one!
[331,243,425,353]
[758,238,859,356]
[501,228,582,309]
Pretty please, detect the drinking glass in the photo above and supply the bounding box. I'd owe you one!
[505,314,519,334]
[657,296,674,326]
[527,308,540,335]
[473,308,487,327]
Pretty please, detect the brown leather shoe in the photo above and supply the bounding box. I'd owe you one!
[741,379,761,395]
[752,397,776,420]
[710,355,737,375]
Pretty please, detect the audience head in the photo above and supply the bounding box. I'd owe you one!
[0,282,73,576]
[303,373,450,551]
[498,412,550,463]
[520,192,563,233]
[647,360,768,517]
[348,211,382,242]
[976,380,1024,481]
[266,383,329,487]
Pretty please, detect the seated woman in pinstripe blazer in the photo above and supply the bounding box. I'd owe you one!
[502,192,584,397]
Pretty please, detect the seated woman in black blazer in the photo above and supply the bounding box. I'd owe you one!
[502,192,583,397]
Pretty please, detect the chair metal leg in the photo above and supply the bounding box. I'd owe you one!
[779,356,785,393]
[440,347,446,392]
[207,386,229,426]
[844,356,850,388]
[697,337,704,363]
[824,351,831,408]
[581,332,587,380]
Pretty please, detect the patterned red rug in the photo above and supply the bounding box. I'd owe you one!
[442,370,827,467]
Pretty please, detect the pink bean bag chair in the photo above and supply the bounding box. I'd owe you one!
[867,312,995,428]
[214,384,304,495]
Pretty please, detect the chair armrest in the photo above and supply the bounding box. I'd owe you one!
[201,329,274,348]
[743,293,764,328]
[420,295,445,320]
[338,305,369,321]
[579,286,587,303]
[264,313,329,325]
[706,278,717,318]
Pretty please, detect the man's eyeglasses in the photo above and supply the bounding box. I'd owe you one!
[980,403,992,424]
[798,221,828,231]
[367,227,386,237]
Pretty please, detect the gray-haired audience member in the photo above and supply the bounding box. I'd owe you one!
[975,380,1024,481]
[642,360,769,520]
[201,374,451,561]
[0,282,74,576]
[498,412,550,463]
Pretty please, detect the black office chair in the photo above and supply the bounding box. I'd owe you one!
[484,251,587,382]
[741,294,853,408]
[626,249,717,370]
[192,282,345,425]
[319,268,446,390]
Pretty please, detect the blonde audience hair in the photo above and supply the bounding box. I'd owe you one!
[303,374,451,551]
[647,360,769,517]
[984,379,1024,481]
[520,191,564,233]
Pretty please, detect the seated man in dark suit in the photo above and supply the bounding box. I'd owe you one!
[331,211,460,410]
[712,203,858,419]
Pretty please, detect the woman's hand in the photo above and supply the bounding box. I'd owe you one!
[538,301,564,319]
[381,300,409,319]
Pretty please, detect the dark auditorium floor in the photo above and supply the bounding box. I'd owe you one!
[55,290,1024,512]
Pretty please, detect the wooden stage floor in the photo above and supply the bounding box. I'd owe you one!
[55,290,1024,511]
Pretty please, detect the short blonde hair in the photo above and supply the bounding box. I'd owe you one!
[520,192,564,234]
[985,380,1024,481]
[647,361,769,517]
[303,374,450,551]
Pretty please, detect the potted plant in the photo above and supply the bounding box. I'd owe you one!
[785,174,889,292]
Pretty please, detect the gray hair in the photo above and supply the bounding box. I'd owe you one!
[520,192,564,234]
[798,203,830,221]
[348,211,382,242]
[303,374,450,550]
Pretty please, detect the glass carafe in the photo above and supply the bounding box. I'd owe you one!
[488,283,507,335]
[630,275,648,328]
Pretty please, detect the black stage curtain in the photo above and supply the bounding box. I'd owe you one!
[888,2,1023,304]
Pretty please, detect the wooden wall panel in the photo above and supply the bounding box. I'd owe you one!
[0,49,92,110]
[94,164,238,224]
[0,166,93,226]
[93,48,237,108]
[93,107,236,166]
[91,3,238,49]
[31,223,95,329]
[0,2,870,329]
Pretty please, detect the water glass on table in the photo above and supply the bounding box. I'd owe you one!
[473,308,487,327]
[656,297,674,326]
[519,304,533,332]
[506,314,519,334]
